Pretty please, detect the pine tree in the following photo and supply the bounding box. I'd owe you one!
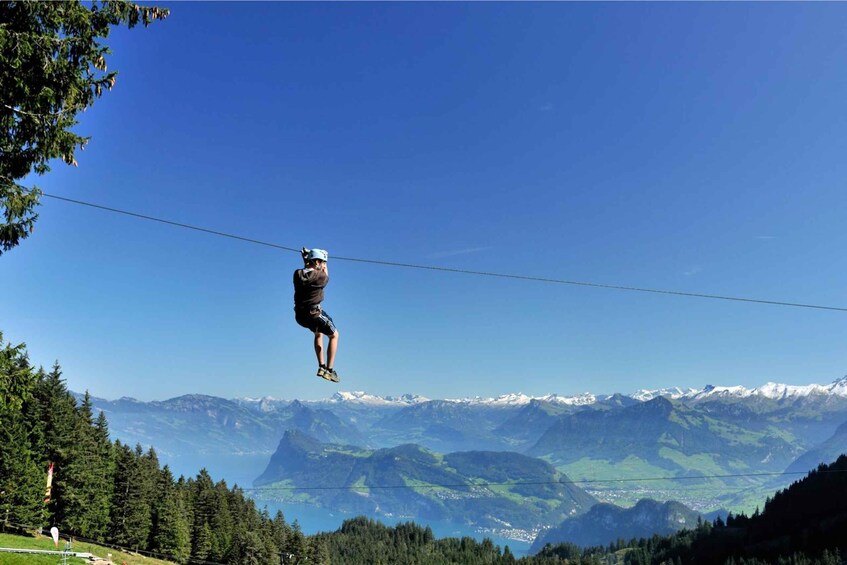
[258,515,283,565]
[1,1,169,255]
[189,469,216,559]
[0,335,43,529]
[231,528,269,565]
[269,510,291,557]
[61,392,111,537]
[209,479,234,560]
[109,442,155,549]
[0,407,44,529]
[90,410,115,540]
[193,522,213,560]
[126,444,157,549]
[109,441,132,543]
[307,537,331,565]
[284,520,307,563]
[151,466,191,564]
[32,363,77,528]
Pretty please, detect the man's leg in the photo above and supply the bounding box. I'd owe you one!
[326,330,339,369]
[314,331,325,367]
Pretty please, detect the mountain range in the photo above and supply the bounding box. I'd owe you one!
[77,376,847,544]
[79,376,847,478]
[528,395,802,472]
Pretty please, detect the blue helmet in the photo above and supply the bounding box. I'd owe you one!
[307,248,328,262]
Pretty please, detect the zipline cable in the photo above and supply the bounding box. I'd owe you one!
[40,191,300,253]
[36,191,847,313]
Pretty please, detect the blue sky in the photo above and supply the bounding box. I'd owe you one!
[2,2,846,401]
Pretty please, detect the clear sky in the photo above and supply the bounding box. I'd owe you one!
[2,2,846,402]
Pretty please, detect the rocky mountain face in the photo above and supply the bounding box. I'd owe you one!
[254,430,597,540]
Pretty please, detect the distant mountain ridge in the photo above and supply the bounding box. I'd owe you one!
[74,374,847,526]
[76,375,847,468]
[527,396,804,472]
[233,375,847,407]
[633,376,847,403]
[86,375,847,409]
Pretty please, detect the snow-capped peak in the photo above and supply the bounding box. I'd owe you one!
[236,396,288,412]
[328,391,429,406]
[541,393,597,406]
[630,377,847,402]
[687,384,754,401]
[669,377,847,402]
[827,375,847,395]
[241,395,281,403]
[753,379,847,399]
[445,393,534,406]
[323,378,847,407]
[630,387,699,402]
[444,392,597,406]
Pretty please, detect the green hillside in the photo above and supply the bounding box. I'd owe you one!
[0,532,175,565]
[254,430,596,533]
[525,397,808,511]
[530,397,802,471]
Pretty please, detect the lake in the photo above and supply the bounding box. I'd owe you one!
[162,452,532,558]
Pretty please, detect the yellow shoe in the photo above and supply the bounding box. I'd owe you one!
[319,367,339,383]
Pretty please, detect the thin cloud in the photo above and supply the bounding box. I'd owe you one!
[754,235,777,240]
[684,265,703,277]
[427,246,492,260]
[539,103,554,112]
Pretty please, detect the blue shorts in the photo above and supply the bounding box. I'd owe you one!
[294,306,338,336]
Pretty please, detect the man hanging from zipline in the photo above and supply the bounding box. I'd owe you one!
[293,248,340,382]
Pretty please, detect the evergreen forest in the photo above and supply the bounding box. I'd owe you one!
[0,333,317,564]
